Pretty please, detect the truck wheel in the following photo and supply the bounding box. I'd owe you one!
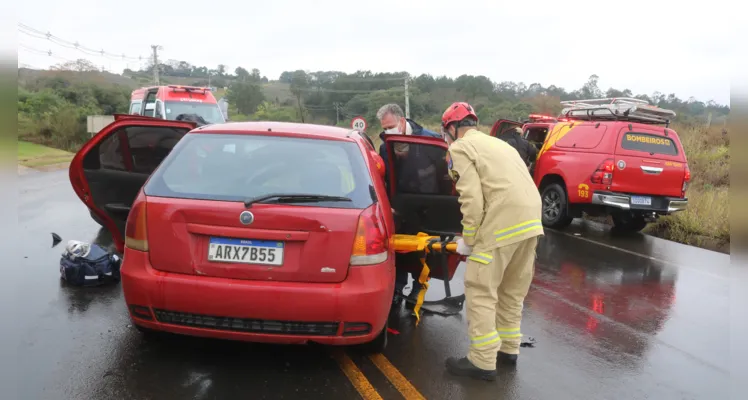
[612,214,648,233]
[541,183,573,229]
[360,320,388,354]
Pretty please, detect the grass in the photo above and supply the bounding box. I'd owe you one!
[644,125,729,252]
[17,141,74,168]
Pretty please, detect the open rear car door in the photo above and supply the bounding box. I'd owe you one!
[69,114,196,252]
[489,119,523,138]
[383,134,465,315]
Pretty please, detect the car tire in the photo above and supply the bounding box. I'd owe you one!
[612,214,648,233]
[541,183,573,229]
[360,320,388,354]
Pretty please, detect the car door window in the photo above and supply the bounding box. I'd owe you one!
[387,141,452,196]
[125,126,186,174]
[97,133,127,171]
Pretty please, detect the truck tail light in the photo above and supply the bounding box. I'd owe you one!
[125,192,149,252]
[591,159,615,185]
[682,165,691,195]
[350,205,388,266]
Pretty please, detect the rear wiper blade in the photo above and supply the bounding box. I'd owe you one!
[244,193,352,208]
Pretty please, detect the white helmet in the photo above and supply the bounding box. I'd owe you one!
[65,240,91,259]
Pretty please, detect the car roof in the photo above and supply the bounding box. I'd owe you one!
[194,121,360,142]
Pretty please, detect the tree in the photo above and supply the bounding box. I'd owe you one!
[51,59,99,72]
[251,68,262,82]
[289,70,310,123]
[226,81,265,115]
[578,74,603,98]
[235,67,250,81]
[217,64,227,76]
[279,71,294,83]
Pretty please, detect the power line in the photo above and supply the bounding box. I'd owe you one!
[18,22,146,62]
[298,87,404,94]
[18,43,75,62]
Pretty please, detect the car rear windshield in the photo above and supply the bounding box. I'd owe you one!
[144,133,374,209]
[620,132,678,156]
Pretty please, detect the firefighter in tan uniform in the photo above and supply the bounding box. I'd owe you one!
[440,102,544,381]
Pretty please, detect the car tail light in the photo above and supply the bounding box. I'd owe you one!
[350,205,388,266]
[125,192,149,252]
[591,159,615,185]
[683,165,691,194]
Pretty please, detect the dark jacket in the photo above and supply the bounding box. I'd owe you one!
[378,119,442,195]
[499,129,537,166]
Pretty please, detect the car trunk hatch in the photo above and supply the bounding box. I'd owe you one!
[613,128,687,198]
[146,198,359,283]
[138,131,377,283]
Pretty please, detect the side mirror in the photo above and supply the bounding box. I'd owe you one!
[370,151,386,178]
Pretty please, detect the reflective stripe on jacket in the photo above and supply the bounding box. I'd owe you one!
[447,129,544,252]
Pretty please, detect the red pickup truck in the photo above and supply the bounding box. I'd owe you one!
[490,98,690,232]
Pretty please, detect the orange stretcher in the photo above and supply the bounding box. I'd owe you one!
[392,232,465,325]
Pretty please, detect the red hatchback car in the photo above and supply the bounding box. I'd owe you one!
[70,116,464,352]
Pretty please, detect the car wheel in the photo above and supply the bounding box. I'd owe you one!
[541,183,573,228]
[612,214,648,233]
[360,320,388,354]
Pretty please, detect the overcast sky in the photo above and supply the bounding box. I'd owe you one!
[13,0,732,105]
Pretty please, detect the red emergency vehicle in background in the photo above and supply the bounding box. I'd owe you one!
[490,98,690,232]
[129,85,226,125]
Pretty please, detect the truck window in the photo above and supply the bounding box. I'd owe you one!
[620,132,678,156]
[525,127,548,150]
[142,91,157,117]
[129,102,142,115]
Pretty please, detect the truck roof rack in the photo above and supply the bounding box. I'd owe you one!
[559,97,676,125]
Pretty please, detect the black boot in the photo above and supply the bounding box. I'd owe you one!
[445,357,497,381]
[497,352,518,367]
[404,285,421,308]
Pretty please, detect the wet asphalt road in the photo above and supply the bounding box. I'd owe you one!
[13,169,733,400]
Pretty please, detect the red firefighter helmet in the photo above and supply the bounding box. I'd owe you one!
[441,102,478,128]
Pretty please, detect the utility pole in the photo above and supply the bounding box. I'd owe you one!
[334,102,341,125]
[151,45,161,85]
[404,76,410,118]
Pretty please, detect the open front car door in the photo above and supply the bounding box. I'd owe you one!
[383,134,465,316]
[489,119,523,138]
[69,114,197,252]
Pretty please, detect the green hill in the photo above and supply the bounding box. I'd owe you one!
[17,68,291,101]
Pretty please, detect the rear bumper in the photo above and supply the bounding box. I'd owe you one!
[121,249,395,345]
[591,191,688,214]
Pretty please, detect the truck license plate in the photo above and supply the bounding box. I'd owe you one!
[631,196,652,206]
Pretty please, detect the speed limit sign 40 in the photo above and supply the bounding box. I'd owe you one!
[351,116,367,131]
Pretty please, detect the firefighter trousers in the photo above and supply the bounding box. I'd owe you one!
[464,236,538,370]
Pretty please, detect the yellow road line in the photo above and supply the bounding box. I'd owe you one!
[332,350,383,400]
[368,353,426,400]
